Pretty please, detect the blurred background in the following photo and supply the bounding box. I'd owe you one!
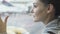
[0,0,33,14]
[0,0,33,27]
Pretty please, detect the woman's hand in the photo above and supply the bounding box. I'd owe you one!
[5,15,9,23]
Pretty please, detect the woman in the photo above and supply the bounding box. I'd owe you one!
[20,0,60,34]
[31,0,60,34]
[0,15,9,34]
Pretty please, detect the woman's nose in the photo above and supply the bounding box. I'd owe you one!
[31,9,34,13]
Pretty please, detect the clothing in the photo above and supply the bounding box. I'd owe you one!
[46,19,60,34]
[19,19,60,34]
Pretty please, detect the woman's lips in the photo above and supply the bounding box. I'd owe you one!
[32,13,35,17]
[33,15,36,17]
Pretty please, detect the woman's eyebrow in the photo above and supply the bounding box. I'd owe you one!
[33,3,37,5]
[33,3,38,6]
[33,3,40,5]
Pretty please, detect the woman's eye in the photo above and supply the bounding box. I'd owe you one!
[33,5,37,8]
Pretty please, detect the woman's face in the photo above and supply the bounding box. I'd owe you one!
[32,0,49,22]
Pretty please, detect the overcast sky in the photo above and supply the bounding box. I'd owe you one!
[0,0,32,12]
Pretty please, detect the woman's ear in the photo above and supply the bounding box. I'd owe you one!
[47,4,54,13]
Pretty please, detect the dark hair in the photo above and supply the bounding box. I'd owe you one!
[40,0,60,28]
[40,0,60,18]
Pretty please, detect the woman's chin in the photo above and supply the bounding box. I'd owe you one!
[33,18,40,22]
[33,16,41,22]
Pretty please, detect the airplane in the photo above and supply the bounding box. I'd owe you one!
[2,0,13,7]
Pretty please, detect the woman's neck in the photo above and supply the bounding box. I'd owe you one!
[43,13,55,25]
